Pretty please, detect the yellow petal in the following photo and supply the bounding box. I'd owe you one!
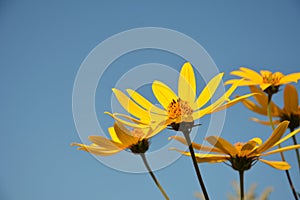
[250,118,280,126]
[108,127,121,143]
[211,93,255,113]
[239,67,263,82]
[241,137,262,156]
[194,154,229,163]
[88,136,125,149]
[241,98,267,116]
[113,123,139,146]
[112,88,150,123]
[273,128,300,147]
[283,84,299,114]
[71,143,122,156]
[280,72,300,84]
[206,136,238,156]
[192,96,225,120]
[256,121,289,154]
[169,135,226,154]
[262,144,300,156]
[178,62,196,102]
[260,83,272,91]
[224,79,261,86]
[259,159,290,170]
[126,89,166,115]
[193,73,223,110]
[105,112,149,128]
[145,122,167,138]
[170,148,229,163]
[193,79,243,119]
[152,80,178,110]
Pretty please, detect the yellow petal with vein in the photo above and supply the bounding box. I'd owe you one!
[211,93,255,113]
[72,143,122,156]
[206,136,238,156]
[113,123,139,146]
[262,144,300,156]
[108,127,121,143]
[259,159,290,170]
[105,112,149,128]
[256,121,289,154]
[112,88,150,123]
[152,80,178,110]
[126,89,166,115]
[193,73,223,110]
[170,148,228,163]
[280,72,300,84]
[169,135,225,154]
[240,67,263,82]
[273,128,300,147]
[178,62,196,102]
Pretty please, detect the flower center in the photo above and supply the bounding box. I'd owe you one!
[167,98,193,120]
[262,73,282,85]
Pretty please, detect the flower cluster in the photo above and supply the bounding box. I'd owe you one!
[72,63,300,200]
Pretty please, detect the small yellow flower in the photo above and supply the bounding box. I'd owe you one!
[171,121,300,171]
[225,67,300,95]
[242,85,300,131]
[112,62,254,132]
[71,122,161,155]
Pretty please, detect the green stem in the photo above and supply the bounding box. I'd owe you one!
[140,154,170,200]
[267,94,299,200]
[239,170,244,200]
[183,129,210,200]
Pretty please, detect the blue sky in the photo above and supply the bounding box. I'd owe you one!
[1,1,300,199]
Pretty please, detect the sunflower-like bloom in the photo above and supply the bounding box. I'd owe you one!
[242,85,300,131]
[170,121,300,170]
[225,67,300,95]
[111,62,254,132]
[71,122,161,155]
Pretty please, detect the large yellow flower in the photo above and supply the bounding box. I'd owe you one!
[112,62,254,132]
[171,121,300,170]
[72,122,161,155]
[225,67,300,95]
[242,85,300,131]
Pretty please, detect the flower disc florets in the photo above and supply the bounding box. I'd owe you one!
[167,98,194,132]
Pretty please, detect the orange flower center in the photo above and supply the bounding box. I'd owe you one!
[167,98,193,120]
[262,73,282,85]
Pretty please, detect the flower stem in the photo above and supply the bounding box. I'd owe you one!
[239,170,244,200]
[183,129,210,200]
[140,153,170,200]
[267,94,299,200]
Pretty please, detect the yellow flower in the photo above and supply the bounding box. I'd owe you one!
[225,67,300,95]
[170,121,300,171]
[71,122,161,155]
[111,62,254,132]
[242,85,300,131]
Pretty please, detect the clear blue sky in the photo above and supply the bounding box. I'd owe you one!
[1,1,300,199]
